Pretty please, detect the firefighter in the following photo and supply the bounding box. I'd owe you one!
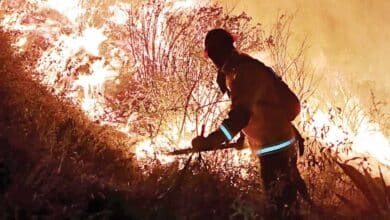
[191,28,309,219]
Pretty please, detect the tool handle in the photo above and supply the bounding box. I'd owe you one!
[168,142,244,155]
[200,124,205,136]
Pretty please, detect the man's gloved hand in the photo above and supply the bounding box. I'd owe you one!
[191,136,212,151]
[235,132,246,150]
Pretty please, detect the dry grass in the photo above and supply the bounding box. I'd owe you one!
[0,1,389,218]
[0,29,139,219]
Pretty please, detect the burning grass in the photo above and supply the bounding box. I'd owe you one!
[0,0,389,219]
[1,28,388,218]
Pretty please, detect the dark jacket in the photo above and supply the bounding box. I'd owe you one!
[208,51,299,152]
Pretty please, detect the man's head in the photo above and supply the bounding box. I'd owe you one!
[204,28,235,68]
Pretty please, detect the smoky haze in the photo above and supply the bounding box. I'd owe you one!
[219,0,389,113]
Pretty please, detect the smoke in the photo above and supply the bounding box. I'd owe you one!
[214,0,390,164]
[222,0,389,113]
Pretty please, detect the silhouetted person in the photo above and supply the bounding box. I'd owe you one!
[192,28,309,219]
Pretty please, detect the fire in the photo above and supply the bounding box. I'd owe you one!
[134,120,193,164]
[1,0,388,173]
[308,109,352,146]
[43,0,83,24]
[168,0,201,10]
[108,4,130,25]
[32,26,118,121]
[135,139,176,164]
[11,35,28,52]
[79,28,107,57]
[353,119,390,165]
[74,59,118,110]
[303,100,390,166]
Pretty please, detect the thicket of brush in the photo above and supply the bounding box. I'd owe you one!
[1,28,389,220]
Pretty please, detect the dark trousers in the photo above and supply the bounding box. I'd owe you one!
[259,145,307,219]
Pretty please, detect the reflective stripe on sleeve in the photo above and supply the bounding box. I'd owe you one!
[219,124,233,141]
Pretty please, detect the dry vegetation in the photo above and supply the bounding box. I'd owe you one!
[0,0,389,219]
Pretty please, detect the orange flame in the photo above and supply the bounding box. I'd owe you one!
[1,0,388,173]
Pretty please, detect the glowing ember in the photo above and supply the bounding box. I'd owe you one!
[13,36,28,51]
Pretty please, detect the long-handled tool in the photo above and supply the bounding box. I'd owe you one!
[167,142,244,155]
[168,127,246,155]
[159,126,246,201]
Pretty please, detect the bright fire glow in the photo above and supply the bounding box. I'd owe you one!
[1,0,388,174]
[80,28,107,56]
[168,0,201,10]
[302,100,390,165]
[309,109,352,145]
[108,4,130,25]
[44,0,83,24]
[353,119,390,165]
